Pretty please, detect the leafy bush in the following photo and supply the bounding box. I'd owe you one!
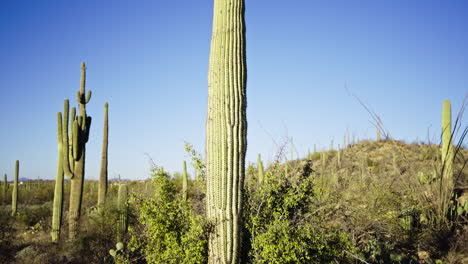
[124,166,210,264]
[244,159,351,263]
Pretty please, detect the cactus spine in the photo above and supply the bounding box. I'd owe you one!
[257,154,264,183]
[117,184,128,242]
[11,160,19,216]
[62,62,92,240]
[52,112,64,242]
[206,0,247,262]
[182,161,188,200]
[98,102,109,207]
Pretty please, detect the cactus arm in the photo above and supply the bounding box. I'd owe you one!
[72,119,79,160]
[84,116,92,143]
[85,90,92,103]
[62,100,74,179]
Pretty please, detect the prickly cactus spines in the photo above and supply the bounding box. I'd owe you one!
[52,112,64,242]
[11,160,19,216]
[117,184,128,242]
[205,0,247,262]
[98,102,109,207]
[182,161,188,200]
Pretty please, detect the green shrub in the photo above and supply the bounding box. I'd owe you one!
[244,159,351,263]
[124,166,210,264]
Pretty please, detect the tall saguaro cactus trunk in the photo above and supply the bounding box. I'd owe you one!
[206,0,247,263]
[11,160,19,216]
[98,102,109,208]
[62,62,92,240]
[52,113,64,242]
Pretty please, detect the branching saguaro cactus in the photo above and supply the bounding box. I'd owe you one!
[62,62,92,240]
[98,102,109,207]
[117,184,128,243]
[182,161,188,200]
[257,154,264,183]
[11,160,19,216]
[52,113,65,242]
[206,0,247,262]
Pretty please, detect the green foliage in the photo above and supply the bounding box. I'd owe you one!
[125,166,210,264]
[244,159,351,263]
[117,184,128,242]
[184,142,206,181]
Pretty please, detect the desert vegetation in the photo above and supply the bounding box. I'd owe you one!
[1,0,467,264]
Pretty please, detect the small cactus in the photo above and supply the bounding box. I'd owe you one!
[11,160,19,216]
[257,154,265,183]
[109,242,124,258]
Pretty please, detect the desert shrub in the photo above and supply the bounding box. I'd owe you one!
[244,159,352,263]
[17,202,52,230]
[123,166,210,264]
[0,213,17,262]
[67,202,125,264]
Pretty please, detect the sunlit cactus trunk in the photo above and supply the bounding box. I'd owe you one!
[64,62,92,240]
[11,160,19,216]
[257,154,264,183]
[206,0,247,263]
[98,102,109,208]
[440,100,454,214]
[441,100,453,179]
[52,112,64,242]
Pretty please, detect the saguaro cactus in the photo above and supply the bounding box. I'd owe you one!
[182,161,188,200]
[52,112,64,242]
[441,100,454,183]
[98,102,109,207]
[257,154,264,183]
[205,0,247,262]
[62,62,92,240]
[11,160,19,216]
[117,184,128,242]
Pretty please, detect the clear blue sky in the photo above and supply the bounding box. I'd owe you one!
[0,0,466,180]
